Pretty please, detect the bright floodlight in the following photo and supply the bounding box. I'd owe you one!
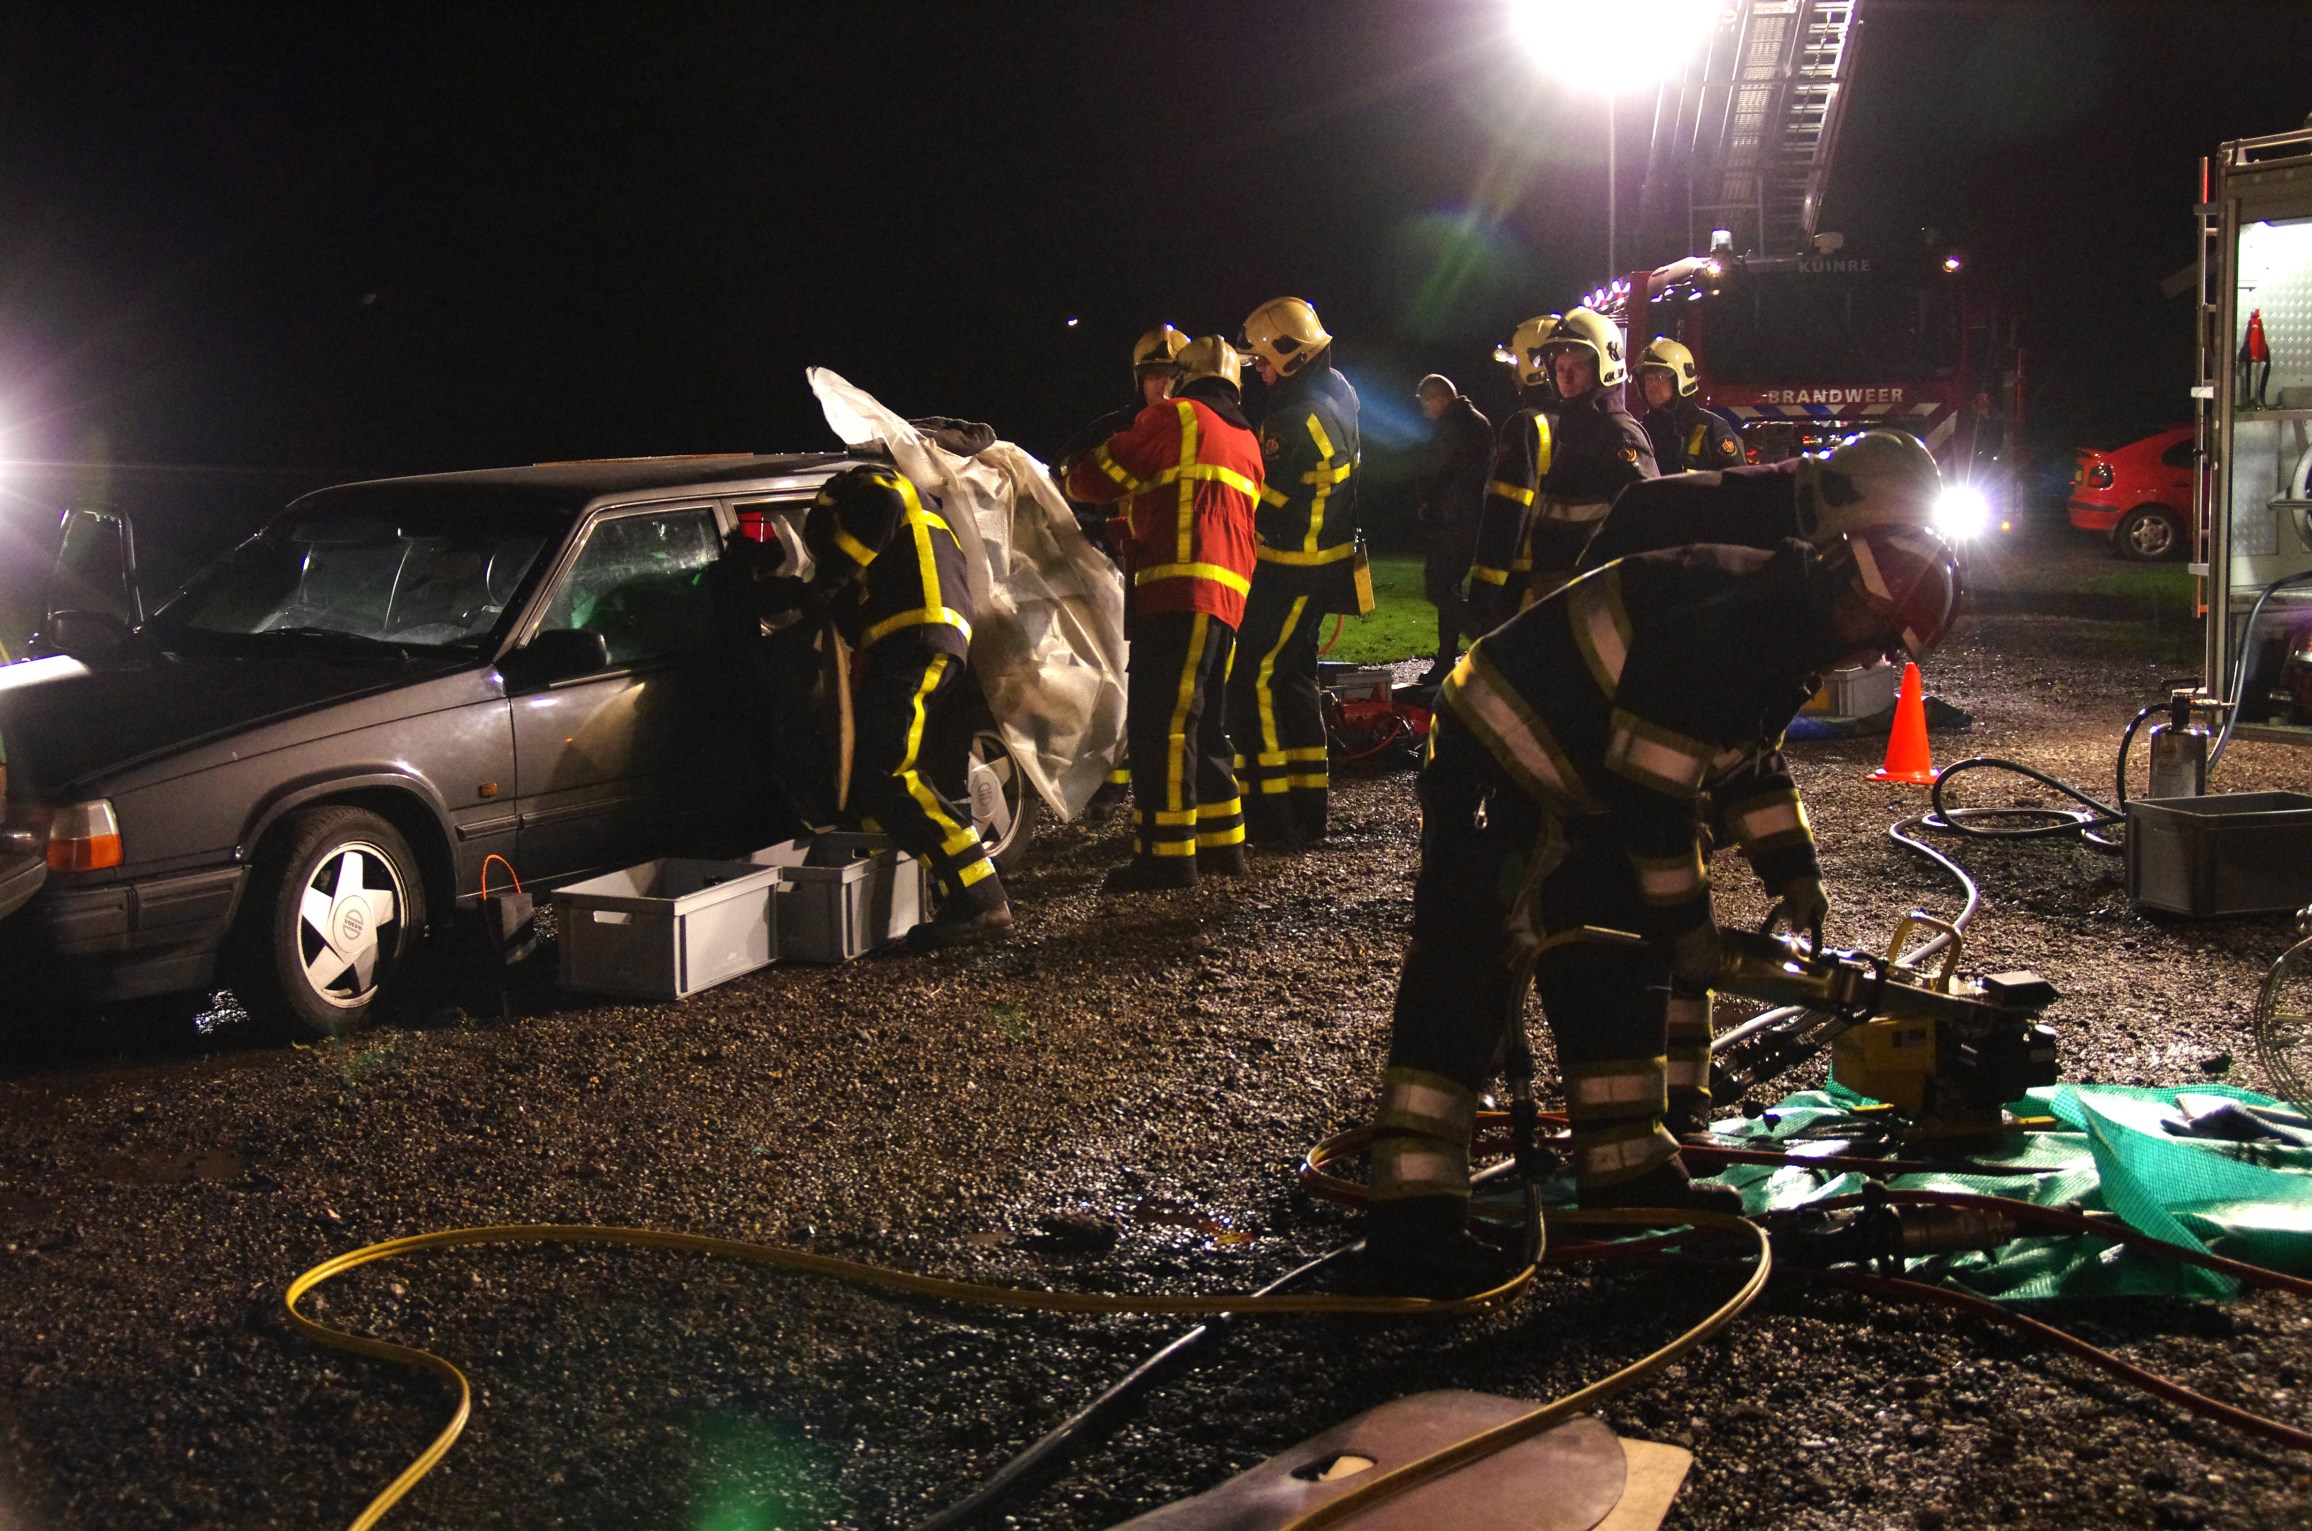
[1508,0,1719,92]
[1934,484,1992,541]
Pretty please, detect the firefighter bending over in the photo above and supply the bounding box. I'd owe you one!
[1413,373,1493,684]
[1636,337,1743,473]
[1066,337,1263,892]
[1515,307,1655,607]
[1229,296,1363,848]
[1467,314,1558,634]
[1357,525,1962,1291]
[1572,427,1946,1134]
[794,463,1013,948]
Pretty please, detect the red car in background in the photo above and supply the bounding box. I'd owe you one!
[2069,425,2196,561]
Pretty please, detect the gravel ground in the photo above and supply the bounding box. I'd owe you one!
[6,531,2312,1530]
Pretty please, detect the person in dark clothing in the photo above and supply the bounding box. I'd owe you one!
[1636,337,1744,474]
[1064,337,1263,892]
[1469,313,1559,634]
[1568,426,1946,1132]
[1413,373,1493,683]
[1229,296,1364,848]
[1357,525,1963,1292]
[783,463,1012,948]
[1516,307,1656,608]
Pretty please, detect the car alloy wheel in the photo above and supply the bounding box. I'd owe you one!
[296,842,408,1010]
[2115,506,2183,562]
[967,726,1041,874]
[234,804,429,1039]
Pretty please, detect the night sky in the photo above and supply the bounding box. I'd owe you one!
[0,0,2309,582]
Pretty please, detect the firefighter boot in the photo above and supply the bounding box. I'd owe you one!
[1197,843,1248,878]
[1350,1195,1516,1298]
[1579,1154,1743,1217]
[1100,856,1199,895]
[907,877,1015,950]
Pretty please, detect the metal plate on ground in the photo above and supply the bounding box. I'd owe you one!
[1107,1391,1642,1531]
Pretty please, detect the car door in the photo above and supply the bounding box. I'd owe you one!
[508,501,742,879]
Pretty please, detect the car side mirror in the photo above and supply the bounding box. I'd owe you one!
[501,627,611,688]
[33,609,132,661]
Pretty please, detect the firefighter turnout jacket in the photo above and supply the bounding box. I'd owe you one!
[1517,387,1656,606]
[1643,396,1745,474]
[1576,459,1804,574]
[1065,379,1263,630]
[804,464,973,659]
[1469,398,1553,628]
[1253,363,1363,614]
[1441,542,1832,938]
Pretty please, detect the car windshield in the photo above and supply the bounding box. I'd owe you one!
[158,491,564,649]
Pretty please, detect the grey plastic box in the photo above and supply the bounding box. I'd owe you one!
[749,833,929,962]
[1801,663,1901,720]
[2126,791,2312,916]
[551,857,781,1000]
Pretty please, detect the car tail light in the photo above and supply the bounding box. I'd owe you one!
[45,800,122,872]
[2087,462,2114,489]
[736,509,780,545]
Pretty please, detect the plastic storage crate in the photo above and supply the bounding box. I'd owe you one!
[750,833,929,962]
[1801,663,1901,719]
[1318,662,1397,706]
[2126,791,2312,916]
[552,857,781,1000]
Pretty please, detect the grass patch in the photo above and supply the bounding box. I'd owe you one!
[1320,554,1433,665]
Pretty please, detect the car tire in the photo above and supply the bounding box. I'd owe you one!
[231,805,428,1040]
[966,726,1042,874]
[2113,505,2186,562]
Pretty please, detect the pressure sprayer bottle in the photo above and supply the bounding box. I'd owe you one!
[2147,689,2211,799]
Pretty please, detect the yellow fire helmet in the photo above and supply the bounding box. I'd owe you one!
[1540,307,1628,388]
[1132,324,1191,377]
[1795,428,1945,543]
[1239,297,1332,377]
[1493,313,1563,391]
[1173,335,1244,394]
[1639,336,1700,397]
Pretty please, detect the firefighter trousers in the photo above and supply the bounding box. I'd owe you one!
[1369,712,1680,1207]
[1226,577,1328,845]
[1125,610,1243,862]
[849,643,1006,915]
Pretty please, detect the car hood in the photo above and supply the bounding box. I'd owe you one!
[0,640,478,796]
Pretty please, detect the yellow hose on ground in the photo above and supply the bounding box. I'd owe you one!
[287,1220,1541,1529]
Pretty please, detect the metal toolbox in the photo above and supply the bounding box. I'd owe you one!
[749,832,928,962]
[1801,663,1901,719]
[2126,791,2312,916]
[551,857,781,1001]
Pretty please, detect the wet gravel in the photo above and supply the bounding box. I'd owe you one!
[6,532,2312,1529]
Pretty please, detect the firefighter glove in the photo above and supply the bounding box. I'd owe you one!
[1771,874,1830,950]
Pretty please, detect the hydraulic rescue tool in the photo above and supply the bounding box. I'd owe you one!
[1707,915,2060,1131]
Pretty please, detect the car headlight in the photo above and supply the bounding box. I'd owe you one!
[1933,485,1992,541]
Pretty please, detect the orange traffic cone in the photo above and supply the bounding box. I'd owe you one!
[1870,662,1938,783]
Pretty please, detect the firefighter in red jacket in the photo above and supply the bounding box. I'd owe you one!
[797,463,1012,947]
[1066,336,1264,891]
[1468,313,1558,633]
[1359,525,1962,1292]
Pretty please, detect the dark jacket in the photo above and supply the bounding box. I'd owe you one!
[1518,385,1657,603]
[1577,459,1804,573]
[1642,396,1745,475]
[804,465,973,659]
[1253,358,1363,614]
[1469,392,1555,627]
[1441,542,1834,934]
[1416,395,1493,527]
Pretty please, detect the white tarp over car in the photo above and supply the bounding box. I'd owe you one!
[808,367,1126,820]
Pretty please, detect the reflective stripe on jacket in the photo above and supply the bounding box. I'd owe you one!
[1065,396,1262,628]
[805,466,973,658]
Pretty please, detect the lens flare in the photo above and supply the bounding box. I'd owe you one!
[1934,484,1992,541]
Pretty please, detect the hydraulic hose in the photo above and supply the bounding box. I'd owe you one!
[1926,757,2127,850]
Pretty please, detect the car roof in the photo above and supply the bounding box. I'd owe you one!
[290,452,855,513]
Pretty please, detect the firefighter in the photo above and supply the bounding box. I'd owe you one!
[1065,337,1263,891]
[1413,373,1494,684]
[1468,314,1558,633]
[793,463,1012,947]
[1515,307,1655,607]
[1229,296,1362,848]
[1056,325,1191,794]
[1636,337,1743,473]
[1359,524,1963,1291]
[1573,426,1945,1133]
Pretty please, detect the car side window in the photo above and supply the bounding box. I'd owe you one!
[2160,440,2196,470]
[536,507,722,666]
